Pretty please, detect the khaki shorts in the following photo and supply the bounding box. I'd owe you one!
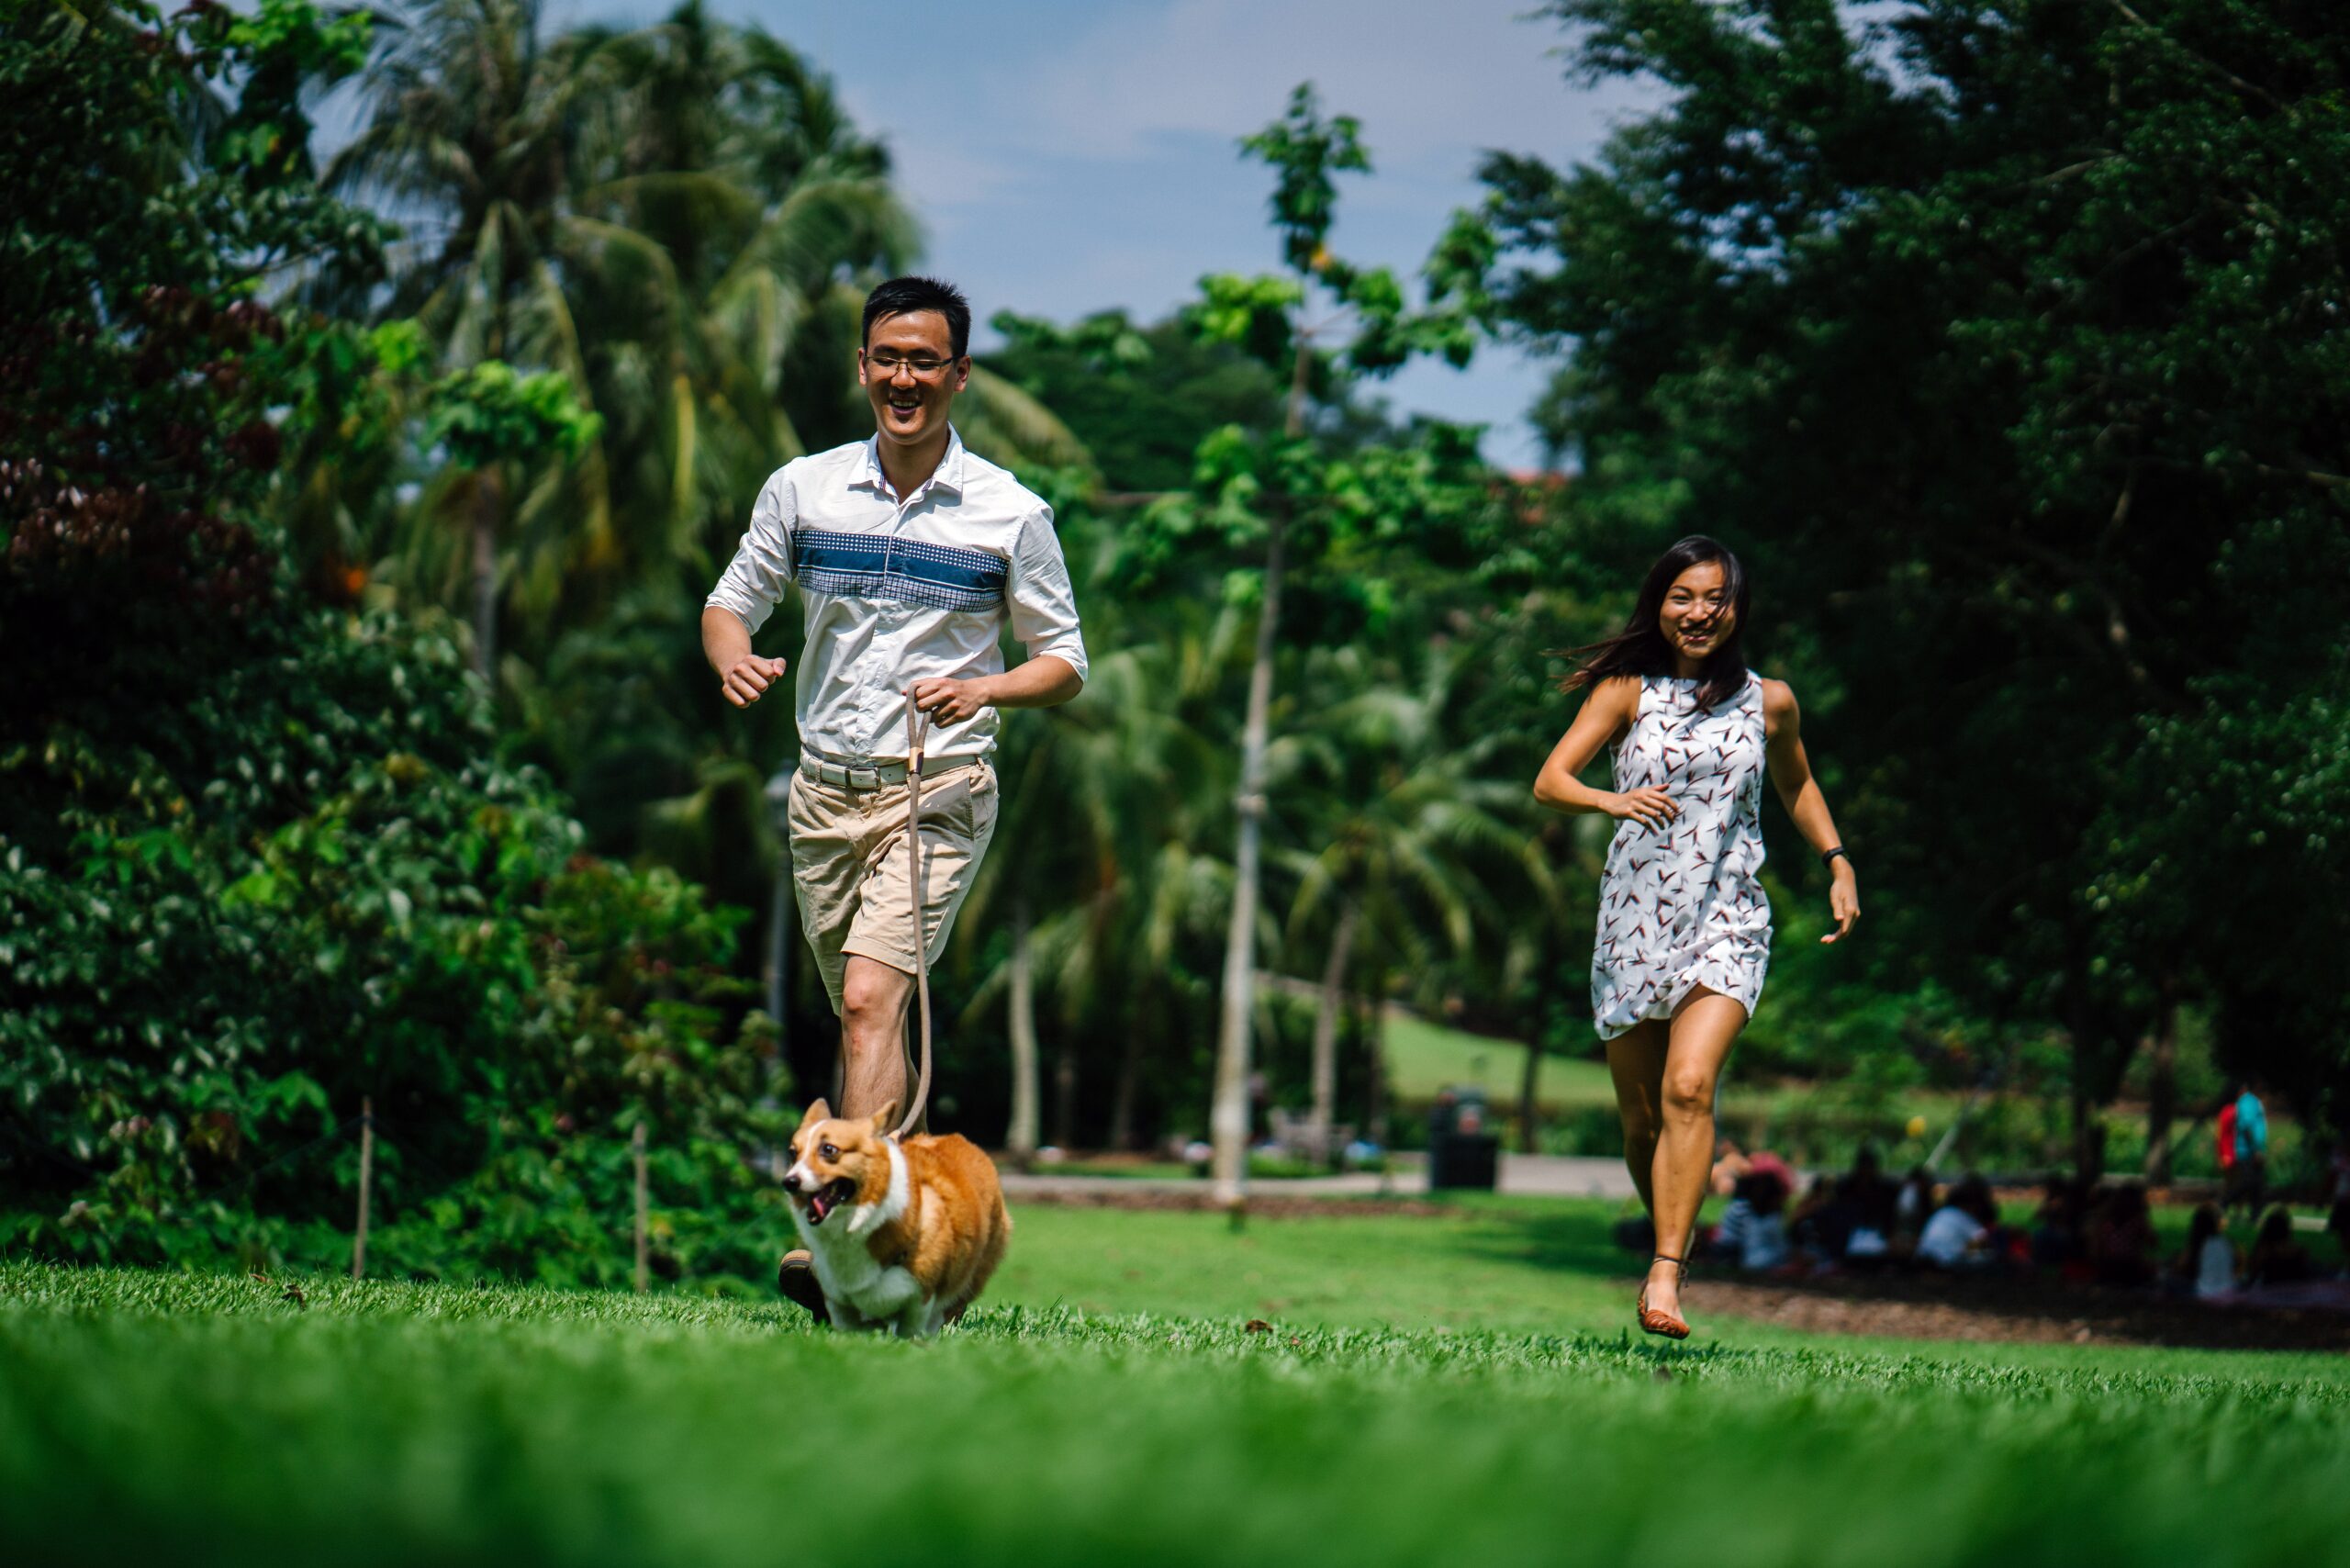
[786,758,999,1014]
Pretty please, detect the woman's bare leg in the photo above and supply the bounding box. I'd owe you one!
[1642,989,1750,1322]
[1606,1022,1670,1215]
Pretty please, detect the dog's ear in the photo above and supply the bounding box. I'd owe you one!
[869,1099,901,1136]
[798,1099,831,1134]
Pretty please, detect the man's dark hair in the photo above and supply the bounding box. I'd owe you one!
[863,276,972,359]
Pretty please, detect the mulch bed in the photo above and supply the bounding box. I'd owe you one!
[1686,1270,2350,1353]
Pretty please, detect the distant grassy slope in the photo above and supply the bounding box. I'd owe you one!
[1380,1011,1977,1161]
[1381,1010,1613,1112]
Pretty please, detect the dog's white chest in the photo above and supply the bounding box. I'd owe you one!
[796,1143,924,1325]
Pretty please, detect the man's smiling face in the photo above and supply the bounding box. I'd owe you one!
[859,308,968,454]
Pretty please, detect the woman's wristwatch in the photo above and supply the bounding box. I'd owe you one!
[1820,846,1852,871]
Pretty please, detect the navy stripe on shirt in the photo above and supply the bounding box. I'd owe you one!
[794,529,1006,613]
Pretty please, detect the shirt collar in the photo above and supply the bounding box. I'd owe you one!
[856,427,967,502]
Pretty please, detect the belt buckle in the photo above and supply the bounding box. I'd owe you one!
[848,765,880,790]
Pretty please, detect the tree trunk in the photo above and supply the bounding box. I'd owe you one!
[766,862,793,1098]
[1210,318,1313,1213]
[1363,983,1390,1148]
[2142,977,2179,1185]
[1305,900,1359,1167]
[470,465,501,680]
[1109,1014,1145,1151]
[1516,1041,1543,1156]
[1209,508,1285,1210]
[1006,900,1039,1163]
[1054,1041,1077,1151]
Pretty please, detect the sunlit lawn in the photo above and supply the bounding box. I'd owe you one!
[5,1193,2345,1568]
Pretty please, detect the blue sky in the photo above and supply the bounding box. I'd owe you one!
[543,0,1661,469]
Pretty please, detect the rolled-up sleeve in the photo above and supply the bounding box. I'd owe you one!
[704,469,797,635]
[1006,506,1087,681]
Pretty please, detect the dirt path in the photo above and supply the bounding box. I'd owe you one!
[1685,1273,2350,1352]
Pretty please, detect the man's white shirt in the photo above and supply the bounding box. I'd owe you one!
[705,429,1087,762]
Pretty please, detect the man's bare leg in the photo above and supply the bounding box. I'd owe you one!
[839,954,916,1123]
[780,955,918,1325]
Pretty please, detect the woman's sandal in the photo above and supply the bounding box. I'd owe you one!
[1635,1253,1691,1339]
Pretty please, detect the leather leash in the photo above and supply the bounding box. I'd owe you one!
[891,693,933,1141]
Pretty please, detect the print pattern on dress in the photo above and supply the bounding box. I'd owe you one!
[794,529,1006,612]
[1590,672,1772,1039]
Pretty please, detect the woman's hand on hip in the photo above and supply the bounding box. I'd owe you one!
[1605,787,1678,830]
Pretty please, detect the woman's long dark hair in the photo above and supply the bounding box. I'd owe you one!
[1560,535,1752,712]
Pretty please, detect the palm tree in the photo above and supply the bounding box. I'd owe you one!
[562,4,920,577]
[330,1,946,667]
[960,611,1229,1154]
[329,0,609,671]
[1281,641,1561,1161]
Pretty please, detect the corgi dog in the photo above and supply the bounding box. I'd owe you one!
[781,1098,1011,1338]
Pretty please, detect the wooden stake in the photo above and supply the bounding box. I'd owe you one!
[632,1121,649,1294]
[351,1096,374,1282]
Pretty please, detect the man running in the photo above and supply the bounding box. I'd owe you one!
[700,275,1087,1319]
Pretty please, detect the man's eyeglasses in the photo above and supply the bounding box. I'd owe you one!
[866,351,963,380]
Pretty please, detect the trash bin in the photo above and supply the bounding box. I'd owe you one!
[1427,1086,1499,1192]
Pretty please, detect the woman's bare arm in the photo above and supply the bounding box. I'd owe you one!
[1533,676,1676,830]
[1762,679,1860,942]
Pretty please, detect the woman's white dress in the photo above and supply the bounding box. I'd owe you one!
[1591,672,1772,1039]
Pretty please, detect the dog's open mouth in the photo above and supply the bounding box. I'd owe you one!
[803,1177,856,1226]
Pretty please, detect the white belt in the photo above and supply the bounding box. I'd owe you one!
[799,751,981,790]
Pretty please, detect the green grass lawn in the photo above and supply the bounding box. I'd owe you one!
[6,1196,2347,1568]
[1382,1011,1800,1119]
[1382,1009,1617,1112]
[1381,1011,2002,1166]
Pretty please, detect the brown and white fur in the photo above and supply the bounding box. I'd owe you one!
[781,1098,1010,1338]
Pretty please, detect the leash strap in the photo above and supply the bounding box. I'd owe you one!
[893,694,932,1141]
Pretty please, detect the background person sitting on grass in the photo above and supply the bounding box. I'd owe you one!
[1710,1168,1793,1272]
[1892,1165,1937,1257]
[2245,1207,2313,1289]
[1915,1173,2000,1271]
[2178,1204,2239,1300]
[2030,1174,2086,1270]
[2087,1183,2159,1288]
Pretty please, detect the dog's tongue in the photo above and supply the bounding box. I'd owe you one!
[808,1190,835,1226]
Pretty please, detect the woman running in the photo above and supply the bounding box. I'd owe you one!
[1534,536,1859,1338]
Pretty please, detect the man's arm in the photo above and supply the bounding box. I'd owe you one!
[908,655,1080,725]
[703,605,788,709]
[703,471,795,707]
[912,506,1088,724]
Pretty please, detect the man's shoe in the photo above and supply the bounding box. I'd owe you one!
[778,1249,831,1325]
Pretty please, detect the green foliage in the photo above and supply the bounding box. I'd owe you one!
[1471,0,2350,1138]
[424,361,603,470]
[0,0,782,1284]
[1239,83,1371,274]
[1186,272,1306,367]
[984,308,1283,494]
